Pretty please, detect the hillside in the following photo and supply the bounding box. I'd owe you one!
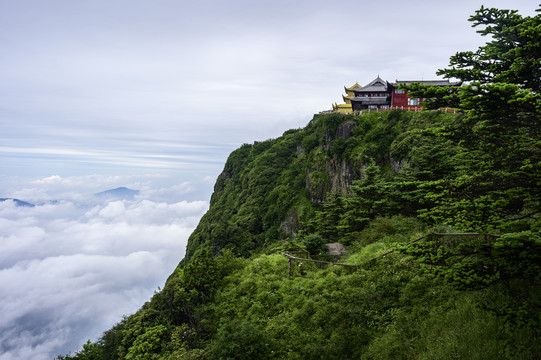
[183,110,456,262]
[59,109,540,360]
[60,6,540,360]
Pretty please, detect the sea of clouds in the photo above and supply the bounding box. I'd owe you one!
[0,175,209,360]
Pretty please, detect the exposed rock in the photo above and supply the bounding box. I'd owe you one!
[327,158,357,195]
[335,121,357,139]
[326,243,347,258]
[221,170,231,180]
[213,170,232,193]
[390,157,406,172]
[280,208,300,237]
[296,144,304,157]
[306,169,330,203]
[306,156,363,202]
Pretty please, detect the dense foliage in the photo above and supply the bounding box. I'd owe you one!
[60,6,540,360]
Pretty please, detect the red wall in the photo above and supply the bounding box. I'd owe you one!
[391,90,423,108]
[391,91,409,106]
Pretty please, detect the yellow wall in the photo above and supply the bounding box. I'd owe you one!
[333,103,354,114]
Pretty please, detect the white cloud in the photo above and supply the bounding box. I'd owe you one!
[0,196,207,360]
[1,174,213,204]
[137,181,199,203]
[32,175,63,184]
[98,201,126,219]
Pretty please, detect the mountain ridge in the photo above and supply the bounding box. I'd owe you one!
[0,198,35,207]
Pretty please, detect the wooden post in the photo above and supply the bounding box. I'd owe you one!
[288,258,292,277]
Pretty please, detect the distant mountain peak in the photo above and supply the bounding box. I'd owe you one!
[94,187,140,200]
[0,198,35,207]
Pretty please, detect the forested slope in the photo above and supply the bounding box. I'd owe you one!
[183,109,457,262]
[60,6,540,360]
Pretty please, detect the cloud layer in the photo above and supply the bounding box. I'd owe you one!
[0,193,208,360]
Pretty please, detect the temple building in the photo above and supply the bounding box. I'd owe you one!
[349,76,391,111]
[332,82,362,114]
[332,77,461,112]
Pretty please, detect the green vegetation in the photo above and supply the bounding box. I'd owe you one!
[60,6,540,360]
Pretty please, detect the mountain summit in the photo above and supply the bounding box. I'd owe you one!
[94,187,139,200]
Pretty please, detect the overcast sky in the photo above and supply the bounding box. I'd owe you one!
[0,0,538,359]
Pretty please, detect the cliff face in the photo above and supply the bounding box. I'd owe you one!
[181,110,453,263]
[305,120,359,202]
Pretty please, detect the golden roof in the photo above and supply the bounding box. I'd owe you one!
[331,83,361,113]
[345,82,361,91]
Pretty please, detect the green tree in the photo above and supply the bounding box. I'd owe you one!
[340,161,400,234]
[407,5,541,234]
[125,325,169,360]
[309,191,346,242]
[302,233,326,255]
[406,5,541,109]
[442,6,541,91]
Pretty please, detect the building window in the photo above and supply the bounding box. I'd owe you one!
[408,98,419,106]
[395,89,405,94]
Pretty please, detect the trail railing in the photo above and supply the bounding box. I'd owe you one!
[282,232,499,277]
[357,106,457,114]
[369,232,500,262]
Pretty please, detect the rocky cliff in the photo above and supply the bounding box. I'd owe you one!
[182,110,453,262]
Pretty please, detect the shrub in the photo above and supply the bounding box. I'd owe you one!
[209,320,274,360]
[303,233,326,255]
